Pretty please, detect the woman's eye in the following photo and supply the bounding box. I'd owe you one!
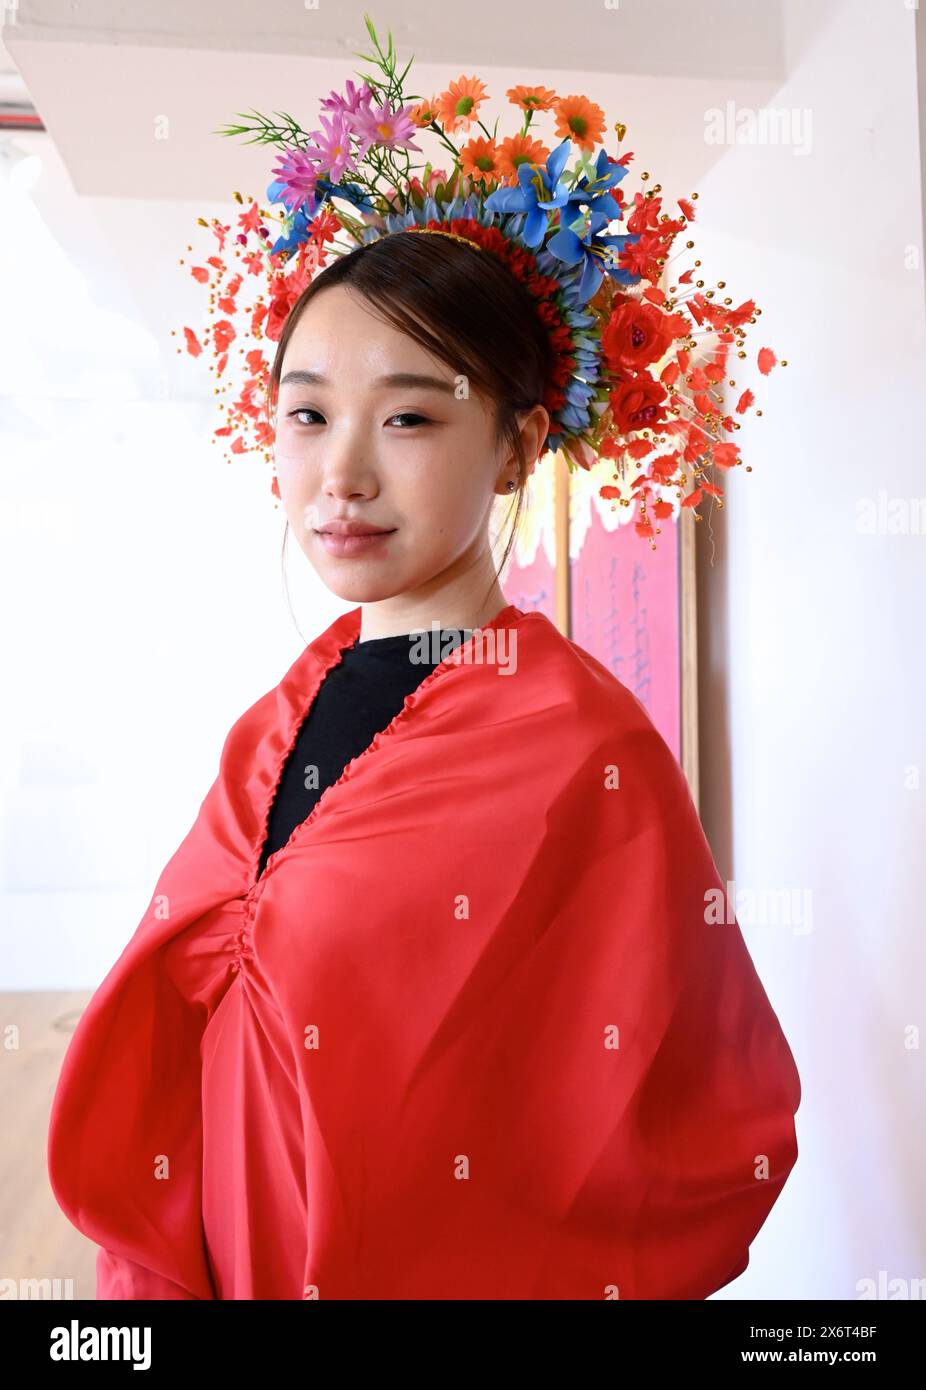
[285,409,429,428]
[387,413,429,428]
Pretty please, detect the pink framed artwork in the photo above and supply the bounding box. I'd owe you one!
[502,452,699,809]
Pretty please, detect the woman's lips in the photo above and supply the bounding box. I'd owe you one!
[315,529,396,557]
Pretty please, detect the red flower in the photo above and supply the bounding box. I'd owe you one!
[213,320,236,355]
[608,374,668,434]
[602,299,675,373]
[649,453,680,480]
[712,442,741,469]
[266,289,298,341]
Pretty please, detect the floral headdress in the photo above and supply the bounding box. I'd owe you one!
[178,13,785,547]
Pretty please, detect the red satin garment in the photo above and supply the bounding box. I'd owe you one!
[47,602,801,1300]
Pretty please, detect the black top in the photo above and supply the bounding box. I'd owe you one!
[256,627,472,877]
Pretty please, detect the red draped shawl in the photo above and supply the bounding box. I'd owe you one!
[47,602,801,1299]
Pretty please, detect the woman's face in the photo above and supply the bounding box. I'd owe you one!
[272,283,548,606]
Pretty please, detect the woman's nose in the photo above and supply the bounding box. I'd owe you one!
[318,422,379,499]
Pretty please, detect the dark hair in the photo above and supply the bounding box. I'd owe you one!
[266,230,553,609]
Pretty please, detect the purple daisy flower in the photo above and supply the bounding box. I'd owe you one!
[268,146,323,215]
[319,79,374,119]
[307,108,360,183]
[350,98,422,157]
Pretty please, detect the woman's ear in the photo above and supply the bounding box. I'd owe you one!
[516,403,550,476]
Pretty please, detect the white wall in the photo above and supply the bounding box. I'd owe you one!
[697,0,926,1299]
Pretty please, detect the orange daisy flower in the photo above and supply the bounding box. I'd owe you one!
[495,133,551,184]
[506,84,558,114]
[459,136,500,186]
[553,94,607,151]
[437,75,489,134]
[410,95,442,128]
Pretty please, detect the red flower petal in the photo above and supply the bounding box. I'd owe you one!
[713,442,740,469]
[627,438,655,459]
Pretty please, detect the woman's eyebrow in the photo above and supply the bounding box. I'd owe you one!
[279,369,456,395]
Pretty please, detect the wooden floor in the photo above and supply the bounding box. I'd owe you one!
[1,992,97,1299]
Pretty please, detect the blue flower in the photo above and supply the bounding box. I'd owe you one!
[483,138,573,248]
[547,206,640,301]
[267,177,378,256]
[562,147,629,224]
[331,181,378,215]
[268,204,312,258]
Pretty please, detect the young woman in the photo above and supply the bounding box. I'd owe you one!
[47,231,801,1300]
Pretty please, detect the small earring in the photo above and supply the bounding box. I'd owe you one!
[505,480,516,492]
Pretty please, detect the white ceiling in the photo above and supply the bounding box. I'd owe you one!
[1,0,840,201]
[0,0,839,384]
[9,0,794,74]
